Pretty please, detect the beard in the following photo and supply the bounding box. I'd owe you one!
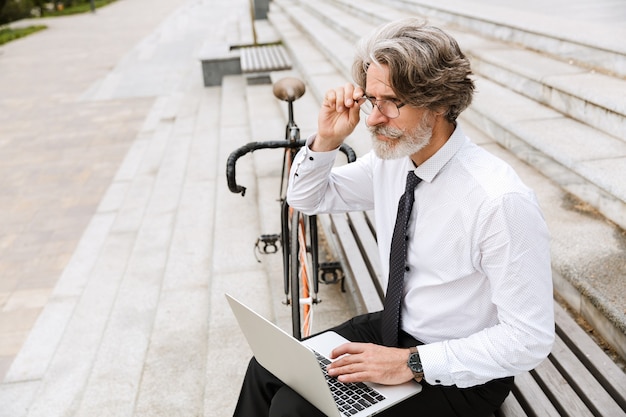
[368,111,434,160]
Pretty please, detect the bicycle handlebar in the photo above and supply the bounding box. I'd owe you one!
[226,139,357,196]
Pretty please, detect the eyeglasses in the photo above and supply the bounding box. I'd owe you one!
[356,96,407,119]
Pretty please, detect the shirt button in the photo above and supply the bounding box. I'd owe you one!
[309,156,314,161]
[405,266,410,272]
[435,379,441,383]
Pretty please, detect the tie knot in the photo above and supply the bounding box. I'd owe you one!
[405,171,421,193]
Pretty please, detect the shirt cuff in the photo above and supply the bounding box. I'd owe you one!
[293,134,340,172]
[418,342,454,386]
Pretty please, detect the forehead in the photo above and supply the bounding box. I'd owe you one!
[365,63,396,98]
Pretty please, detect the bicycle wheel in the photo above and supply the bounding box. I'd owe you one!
[289,208,316,340]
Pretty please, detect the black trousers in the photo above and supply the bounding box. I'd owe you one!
[233,312,514,417]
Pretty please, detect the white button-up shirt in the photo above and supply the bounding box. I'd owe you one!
[287,125,554,388]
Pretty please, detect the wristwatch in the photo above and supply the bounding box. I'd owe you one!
[407,347,424,382]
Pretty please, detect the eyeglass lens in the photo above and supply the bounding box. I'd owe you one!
[357,97,400,118]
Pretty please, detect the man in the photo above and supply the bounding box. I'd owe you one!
[233,18,554,417]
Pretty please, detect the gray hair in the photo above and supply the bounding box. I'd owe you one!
[352,19,474,122]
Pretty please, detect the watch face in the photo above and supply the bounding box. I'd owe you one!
[408,352,423,373]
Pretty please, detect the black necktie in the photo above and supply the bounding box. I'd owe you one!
[381,171,421,347]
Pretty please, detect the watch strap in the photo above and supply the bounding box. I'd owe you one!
[408,346,424,382]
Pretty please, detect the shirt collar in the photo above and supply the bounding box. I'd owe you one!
[413,124,466,183]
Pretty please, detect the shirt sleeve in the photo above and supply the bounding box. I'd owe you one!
[287,134,375,214]
[418,192,555,388]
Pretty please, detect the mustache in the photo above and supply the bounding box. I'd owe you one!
[368,125,404,140]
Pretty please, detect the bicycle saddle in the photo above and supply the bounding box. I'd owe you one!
[273,77,306,102]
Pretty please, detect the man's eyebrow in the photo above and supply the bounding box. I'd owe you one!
[364,92,400,101]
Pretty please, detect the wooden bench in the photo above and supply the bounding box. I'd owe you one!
[325,210,626,417]
[199,41,291,87]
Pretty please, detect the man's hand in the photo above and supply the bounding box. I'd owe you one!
[326,342,414,386]
[313,83,364,152]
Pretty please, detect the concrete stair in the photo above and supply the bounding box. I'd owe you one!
[376,0,626,78]
[266,0,626,360]
[270,0,626,229]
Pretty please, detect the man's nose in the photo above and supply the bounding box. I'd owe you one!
[366,105,389,126]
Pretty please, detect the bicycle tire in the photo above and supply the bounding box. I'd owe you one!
[289,208,315,340]
[281,199,290,306]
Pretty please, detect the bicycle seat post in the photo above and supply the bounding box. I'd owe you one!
[287,100,296,129]
[286,100,300,144]
[273,77,306,144]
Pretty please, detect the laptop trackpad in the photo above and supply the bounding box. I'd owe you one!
[301,331,349,359]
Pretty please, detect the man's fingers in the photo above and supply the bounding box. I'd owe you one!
[330,342,367,359]
[324,85,361,112]
[337,371,369,384]
[324,89,337,106]
[334,87,347,112]
[327,357,365,378]
[343,83,356,107]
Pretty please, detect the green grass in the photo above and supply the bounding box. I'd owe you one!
[0,25,47,45]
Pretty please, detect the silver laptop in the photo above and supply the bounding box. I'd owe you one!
[226,294,421,417]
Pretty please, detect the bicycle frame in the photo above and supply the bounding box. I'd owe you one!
[226,77,356,339]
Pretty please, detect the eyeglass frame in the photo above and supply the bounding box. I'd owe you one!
[355,95,407,119]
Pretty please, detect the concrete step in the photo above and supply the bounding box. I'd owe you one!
[1,93,198,416]
[266,0,626,360]
[207,74,270,417]
[267,1,374,157]
[302,0,626,141]
[467,45,626,141]
[271,0,356,83]
[377,0,626,79]
[300,0,626,159]
[0,1,257,415]
[269,0,626,231]
[467,78,626,231]
[277,0,626,228]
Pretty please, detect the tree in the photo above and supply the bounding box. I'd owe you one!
[0,0,9,22]
[32,0,46,16]
[0,0,35,25]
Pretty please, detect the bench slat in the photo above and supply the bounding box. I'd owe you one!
[330,213,383,312]
[554,302,626,409]
[240,45,291,73]
[346,211,384,299]
[363,210,377,239]
[533,359,595,417]
[514,371,561,417]
[550,333,624,416]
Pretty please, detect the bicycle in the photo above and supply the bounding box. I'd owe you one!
[226,77,356,340]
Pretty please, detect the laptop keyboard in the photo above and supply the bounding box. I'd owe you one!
[313,350,386,416]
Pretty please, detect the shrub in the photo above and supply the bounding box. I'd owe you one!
[0,0,35,25]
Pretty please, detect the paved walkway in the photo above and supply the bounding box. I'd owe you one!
[0,0,190,382]
[0,1,353,416]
